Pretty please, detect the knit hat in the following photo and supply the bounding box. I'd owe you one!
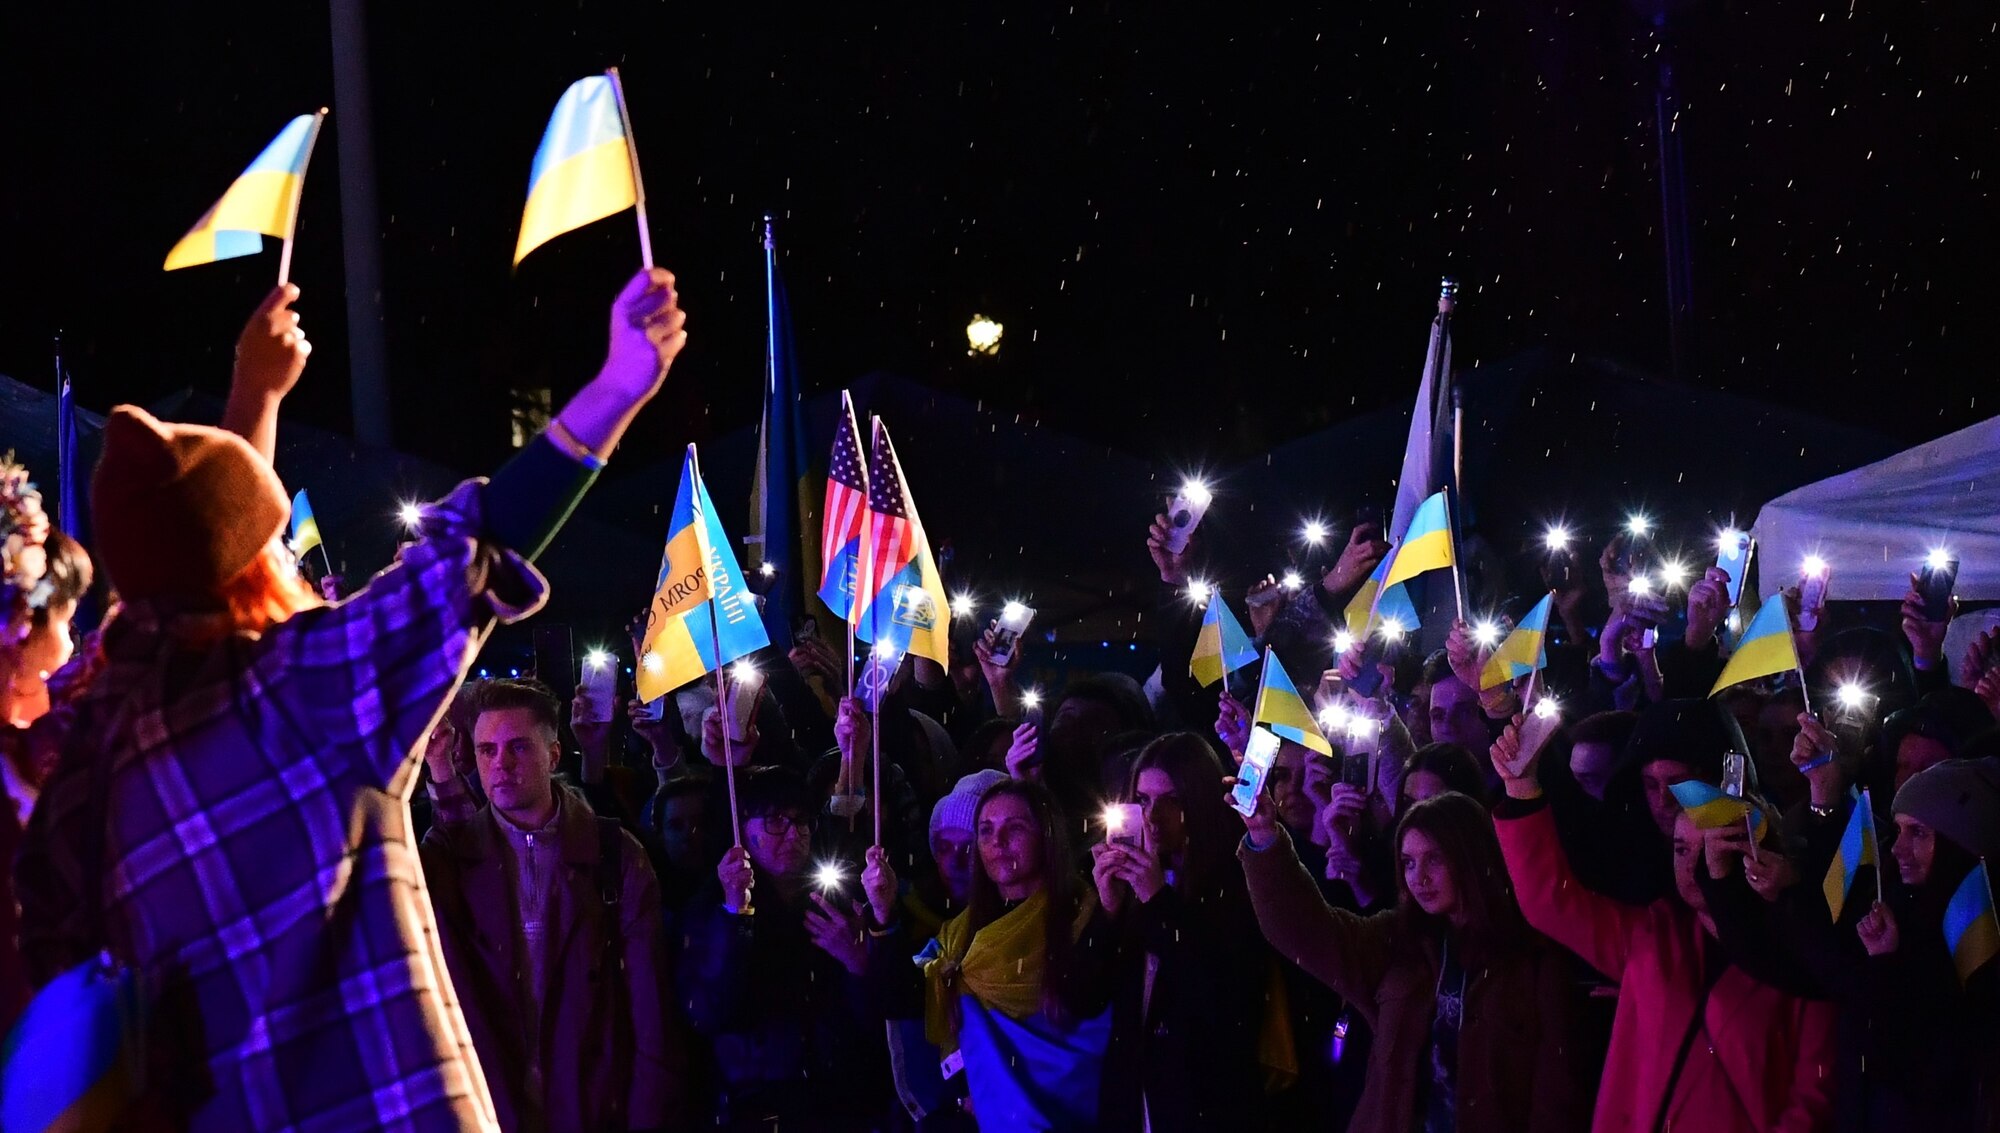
[1623,697,1751,785]
[1892,757,2000,862]
[90,405,288,602]
[930,769,1007,849]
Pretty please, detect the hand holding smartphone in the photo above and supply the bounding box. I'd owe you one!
[1163,482,1213,555]
[1231,727,1281,817]
[1105,802,1144,848]
[1918,555,1959,622]
[988,603,1036,665]
[1715,530,1754,608]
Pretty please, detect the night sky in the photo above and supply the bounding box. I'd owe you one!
[3,2,1994,479]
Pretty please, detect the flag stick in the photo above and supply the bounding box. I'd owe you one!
[1445,490,1466,622]
[1867,788,1882,907]
[276,109,329,288]
[710,609,743,850]
[604,67,654,271]
[318,543,335,580]
[871,667,885,848]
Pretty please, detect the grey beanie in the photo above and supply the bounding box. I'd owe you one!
[930,770,1009,850]
[1892,757,2000,861]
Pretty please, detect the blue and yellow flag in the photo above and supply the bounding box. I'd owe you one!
[1709,598,1799,697]
[514,74,639,265]
[1946,862,1999,985]
[1253,647,1332,756]
[1822,790,1880,922]
[1381,490,1454,590]
[1479,593,1553,690]
[288,489,322,560]
[165,113,325,271]
[1191,589,1257,688]
[638,446,768,701]
[1669,780,1768,839]
[1344,551,1419,639]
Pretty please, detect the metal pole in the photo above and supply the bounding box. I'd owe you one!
[329,0,392,447]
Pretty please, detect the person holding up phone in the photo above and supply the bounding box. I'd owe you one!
[1902,564,1958,692]
[1236,779,1584,1132]
[1085,734,1270,1132]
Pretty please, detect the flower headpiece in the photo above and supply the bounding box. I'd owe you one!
[0,457,54,646]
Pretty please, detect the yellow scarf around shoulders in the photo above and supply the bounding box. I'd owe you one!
[923,887,1096,1053]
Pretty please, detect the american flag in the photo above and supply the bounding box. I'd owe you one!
[863,416,916,610]
[819,391,869,605]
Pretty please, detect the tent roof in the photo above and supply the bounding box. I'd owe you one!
[1752,414,2000,601]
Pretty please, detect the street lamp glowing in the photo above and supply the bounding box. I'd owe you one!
[397,501,423,530]
[951,593,975,618]
[1302,520,1329,546]
[966,314,1003,355]
[1472,621,1501,648]
[1544,525,1571,552]
[1927,548,1953,571]
[1626,515,1652,537]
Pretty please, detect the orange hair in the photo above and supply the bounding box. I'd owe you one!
[187,541,322,645]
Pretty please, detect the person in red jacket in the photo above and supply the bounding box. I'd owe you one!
[1490,701,1837,1133]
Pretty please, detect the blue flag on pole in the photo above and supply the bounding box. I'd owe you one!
[748,216,812,648]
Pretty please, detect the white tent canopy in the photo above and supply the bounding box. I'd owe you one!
[1753,415,2000,602]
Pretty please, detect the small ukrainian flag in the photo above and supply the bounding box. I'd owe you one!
[164,112,325,271]
[638,446,769,702]
[1479,593,1552,690]
[1253,647,1332,756]
[1191,589,1257,688]
[1946,861,1999,986]
[1709,598,1800,698]
[1669,779,1767,839]
[515,73,641,265]
[289,489,322,560]
[1821,791,1880,922]
[1344,552,1419,639]
[1381,491,1455,590]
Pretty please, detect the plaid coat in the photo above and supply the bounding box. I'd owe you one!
[16,480,544,1133]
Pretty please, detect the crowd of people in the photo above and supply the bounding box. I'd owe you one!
[0,269,1995,1133]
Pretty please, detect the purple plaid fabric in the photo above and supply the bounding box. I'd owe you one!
[17,478,546,1133]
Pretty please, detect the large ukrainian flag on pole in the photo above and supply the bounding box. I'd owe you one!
[164,112,325,274]
[514,72,644,266]
[638,446,769,701]
[1709,598,1800,697]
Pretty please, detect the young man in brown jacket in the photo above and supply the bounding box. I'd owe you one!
[422,679,684,1132]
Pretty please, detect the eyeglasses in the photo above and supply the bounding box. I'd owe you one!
[753,813,811,837]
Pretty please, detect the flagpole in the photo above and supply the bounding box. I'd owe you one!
[871,664,885,848]
[604,67,654,270]
[710,607,743,851]
[1867,789,1881,907]
[276,108,329,288]
[318,542,335,579]
[1445,490,1466,622]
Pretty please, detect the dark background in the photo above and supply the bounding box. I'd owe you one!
[2,1,1993,480]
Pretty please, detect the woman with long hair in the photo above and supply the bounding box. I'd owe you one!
[1088,732,1271,1131]
[1239,786,1584,1131]
[860,778,1112,1131]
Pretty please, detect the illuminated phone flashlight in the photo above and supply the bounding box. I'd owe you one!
[950,593,975,618]
[757,561,777,579]
[1544,525,1571,552]
[730,659,762,687]
[872,642,900,661]
[1802,555,1829,579]
[1534,696,1561,720]
[1182,479,1213,508]
[1626,515,1652,537]
[1187,579,1213,605]
[1377,617,1407,643]
[1001,600,1029,623]
[641,651,664,675]
[1660,560,1690,588]
[813,860,847,892]
[1472,621,1501,648]
[1927,547,1953,572]
[1021,689,1043,711]
[397,501,424,530]
[1629,576,1653,598]
[1100,805,1129,838]
[584,648,613,670]
[1835,682,1872,714]
[1281,571,1303,591]
[1332,630,1356,655]
[1302,519,1329,546]
[1717,527,1743,553]
[1317,704,1350,733]
[1346,714,1378,740]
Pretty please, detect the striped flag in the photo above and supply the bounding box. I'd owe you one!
[818,390,869,621]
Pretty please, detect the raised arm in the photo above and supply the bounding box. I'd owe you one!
[1237,819,1394,1015]
[222,284,311,462]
